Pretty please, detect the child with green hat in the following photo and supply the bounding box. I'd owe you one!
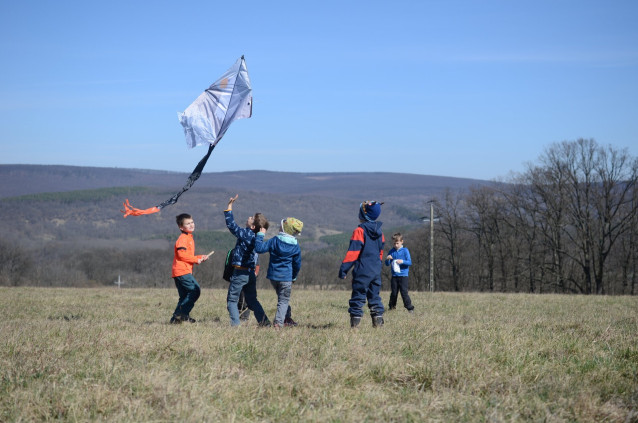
[255,217,303,329]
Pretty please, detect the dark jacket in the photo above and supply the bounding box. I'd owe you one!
[339,221,385,281]
[224,210,257,269]
[255,232,302,281]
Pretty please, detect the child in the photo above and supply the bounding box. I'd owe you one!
[338,201,385,328]
[170,213,209,324]
[385,233,414,313]
[255,217,303,329]
[224,194,271,327]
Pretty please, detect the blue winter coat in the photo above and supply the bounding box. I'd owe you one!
[255,232,302,282]
[339,221,385,281]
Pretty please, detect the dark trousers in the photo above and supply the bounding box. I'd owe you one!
[348,275,384,318]
[389,276,414,310]
[173,273,201,318]
[238,290,251,321]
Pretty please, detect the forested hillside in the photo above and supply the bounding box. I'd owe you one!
[3,138,636,297]
[1,164,486,290]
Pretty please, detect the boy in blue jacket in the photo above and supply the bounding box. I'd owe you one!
[255,217,303,329]
[224,194,271,327]
[339,201,385,328]
[385,233,414,313]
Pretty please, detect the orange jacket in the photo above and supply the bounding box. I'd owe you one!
[172,232,204,277]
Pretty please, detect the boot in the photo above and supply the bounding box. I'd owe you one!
[283,316,298,327]
[258,317,272,327]
[371,314,384,327]
[350,315,361,328]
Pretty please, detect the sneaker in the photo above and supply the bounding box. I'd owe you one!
[388,306,396,311]
[185,316,197,323]
[169,315,182,324]
[372,315,384,327]
[408,309,414,314]
[273,323,282,330]
[283,316,298,327]
[350,316,362,328]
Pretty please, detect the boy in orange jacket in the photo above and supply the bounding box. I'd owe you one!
[170,213,209,324]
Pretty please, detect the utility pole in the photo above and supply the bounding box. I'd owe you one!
[429,202,434,292]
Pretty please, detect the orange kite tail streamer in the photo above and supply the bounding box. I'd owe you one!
[120,199,161,218]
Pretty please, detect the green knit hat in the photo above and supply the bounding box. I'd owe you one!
[282,217,303,236]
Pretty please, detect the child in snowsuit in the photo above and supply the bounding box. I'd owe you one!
[255,217,303,329]
[339,201,385,328]
[385,233,414,313]
[170,213,208,324]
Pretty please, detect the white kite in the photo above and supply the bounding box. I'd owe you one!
[122,56,252,217]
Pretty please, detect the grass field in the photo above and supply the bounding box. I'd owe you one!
[1,287,636,422]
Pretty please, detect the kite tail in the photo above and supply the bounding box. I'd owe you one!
[121,199,161,217]
[120,144,216,218]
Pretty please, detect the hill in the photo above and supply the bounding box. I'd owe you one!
[1,164,490,244]
[1,164,483,201]
[0,164,491,288]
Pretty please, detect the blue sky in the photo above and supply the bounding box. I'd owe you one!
[1,0,637,180]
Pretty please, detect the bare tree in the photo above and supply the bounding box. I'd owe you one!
[536,139,638,294]
[434,189,466,291]
[0,239,32,286]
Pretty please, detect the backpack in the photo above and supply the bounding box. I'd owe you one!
[223,248,235,282]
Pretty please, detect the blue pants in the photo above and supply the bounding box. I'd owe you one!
[270,280,292,325]
[227,268,268,326]
[173,274,201,318]
[348,275,384,318]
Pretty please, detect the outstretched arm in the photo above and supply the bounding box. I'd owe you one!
[226,194,239,211]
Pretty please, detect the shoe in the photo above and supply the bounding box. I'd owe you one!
[350,316,361,328]
[169,315,182,324]
[258,318,272,327]
[185,316,197,323]
[408,309,414,314]
[239,308,251,321]
[273,323,282,330]
[283,317,298,327]
[372,315,384,327]
[388,306,396,310]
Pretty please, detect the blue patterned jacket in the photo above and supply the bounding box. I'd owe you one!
[224,210,258,269]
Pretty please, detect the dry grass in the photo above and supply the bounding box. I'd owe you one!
[1,287,637,422]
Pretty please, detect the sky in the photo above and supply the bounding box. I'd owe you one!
[1,0,637,181]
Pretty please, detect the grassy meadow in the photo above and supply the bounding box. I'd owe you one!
[1,287,636,422]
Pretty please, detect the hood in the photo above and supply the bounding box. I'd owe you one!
[360,221,383,240]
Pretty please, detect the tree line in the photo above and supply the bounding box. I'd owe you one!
[413,139,637,295]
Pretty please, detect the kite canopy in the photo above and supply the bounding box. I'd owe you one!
[121,56,252,218]
[178,56,253,149]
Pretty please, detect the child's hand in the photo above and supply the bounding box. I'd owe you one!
[386,255,393,261]
[198,255,208,264]
[396,259,403,264]
[227,194,239,210]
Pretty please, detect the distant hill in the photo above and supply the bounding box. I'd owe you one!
[0,164,491,249]
[1,164,486,202]
[0,165,496,287]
